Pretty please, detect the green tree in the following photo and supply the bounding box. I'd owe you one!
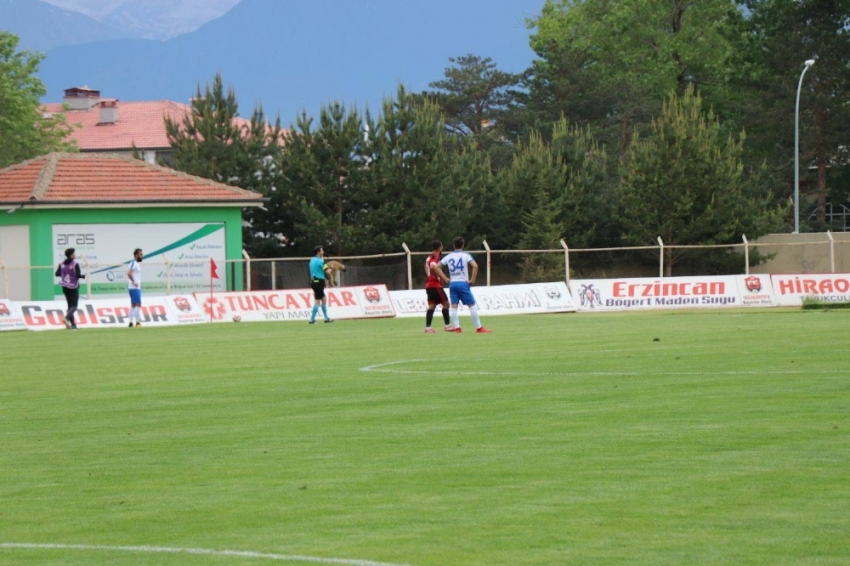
[734,0,850,227]
[164,73,284,256]
[422,54,520,138]
[275,102,373,256]
[420,54,521,173]
[525,0,739,157]
[369,85,491,251]
[0,31,76,168]
[618,87,785,275]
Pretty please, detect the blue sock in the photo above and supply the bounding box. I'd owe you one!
[321,304,329,320]
[311,304,319,322]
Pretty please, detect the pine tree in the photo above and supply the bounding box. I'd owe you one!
[618,86,785,275]
[164,73,284,256]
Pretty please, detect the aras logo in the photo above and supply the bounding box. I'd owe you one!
[363,286,382,303]
[578,284,603,308]
[173,297,192,312]
[202,296,226,320]
[744,276,762,293]
[0,302,10,316]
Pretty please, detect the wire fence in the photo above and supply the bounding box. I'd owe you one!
[2,232,849,300]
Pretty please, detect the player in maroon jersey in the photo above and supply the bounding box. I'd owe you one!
[424,240,453,333]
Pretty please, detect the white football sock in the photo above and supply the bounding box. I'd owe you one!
[450,308,460,328]
[469,305,482,329]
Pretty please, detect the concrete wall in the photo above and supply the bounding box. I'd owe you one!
[750,232,850,274]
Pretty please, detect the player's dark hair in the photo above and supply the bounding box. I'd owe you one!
[313,245,323,255]
[432,240,442,251]
[64,248,75,259]
[133,248,142,256]
[453,237,464,250]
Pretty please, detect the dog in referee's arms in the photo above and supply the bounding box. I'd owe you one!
[324,260,347,287]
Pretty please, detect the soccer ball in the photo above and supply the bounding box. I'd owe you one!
[232,314,242,322]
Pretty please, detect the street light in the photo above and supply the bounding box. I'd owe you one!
[794,58,816,233]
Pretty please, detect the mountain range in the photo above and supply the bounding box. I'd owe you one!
[42,0,241,40]
[0,0,241,51]
[35,0,543,124]
[0,0,135,51]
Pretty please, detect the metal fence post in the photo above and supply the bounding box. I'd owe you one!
[657,236,665,277]
[401,242,413,290]
[482,240,491,287]
[271,260,277,291]
[242,249,251,291]
[162,254,171,295]
[827,230,835,273]
[742,235,749,275]
[560,238,570,288]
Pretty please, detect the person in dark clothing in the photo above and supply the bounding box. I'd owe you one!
[55,248,85,329]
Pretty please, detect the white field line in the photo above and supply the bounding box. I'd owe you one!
[0,543,413,566]
[359,360,845,377]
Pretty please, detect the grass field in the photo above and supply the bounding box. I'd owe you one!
[1,310,849,565]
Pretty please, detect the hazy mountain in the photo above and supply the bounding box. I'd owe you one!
[0,0,136,52]
[42,0,241,40]
[39,0,541,122]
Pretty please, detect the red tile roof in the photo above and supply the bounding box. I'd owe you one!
[41,99,269,151]
[0,153,264,206]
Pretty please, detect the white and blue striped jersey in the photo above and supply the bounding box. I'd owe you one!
[440,251,475,283]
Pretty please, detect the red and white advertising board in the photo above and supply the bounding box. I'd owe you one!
[193,285,395,323]
[389,282,576,318]
[736,274,777,307]
[571,276,744,312]
[12,294,206,331]
[771,273,850,306]
[0,299,28,332]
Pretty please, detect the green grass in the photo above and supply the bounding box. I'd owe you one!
[1,310,849,565]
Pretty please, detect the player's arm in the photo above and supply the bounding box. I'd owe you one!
[469,259,478,285]
[127,263,137,287]
[430,261,449,284]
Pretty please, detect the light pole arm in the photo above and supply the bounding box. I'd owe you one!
[794,62,814,234]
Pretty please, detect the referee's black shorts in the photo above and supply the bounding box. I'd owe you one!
[311,279,326,300]
[426,286,448,305]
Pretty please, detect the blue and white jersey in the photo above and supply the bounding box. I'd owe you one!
[128,259,141,289]
[440,251,475,284]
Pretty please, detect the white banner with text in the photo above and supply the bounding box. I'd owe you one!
[390,282,576,318]
[12,294,207,331]
[570,275,767,312]
[771,273,850,306]
[0,299,28,331]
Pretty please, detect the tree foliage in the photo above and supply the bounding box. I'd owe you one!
[273,86,491,256]
[0,31,76,168]
[734,0,850,225]
[164,72,284,256]
[618,87,785,274]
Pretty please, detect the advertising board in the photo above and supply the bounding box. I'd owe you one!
[571,276,743,312]
[193,285,396,323]
[390,282,576,318]
[52,223,227,298]
[771,273,850,306]
[0,299,28,331]
[12,295,205,331]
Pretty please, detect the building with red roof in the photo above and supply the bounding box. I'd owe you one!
[0,153,264,300]
[42,86,263,164]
